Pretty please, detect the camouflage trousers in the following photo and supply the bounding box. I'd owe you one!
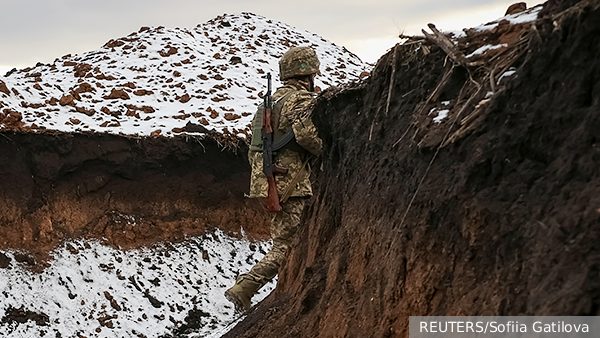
[242,197,306,290]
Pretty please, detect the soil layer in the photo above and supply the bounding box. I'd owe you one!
[0,132,269,261]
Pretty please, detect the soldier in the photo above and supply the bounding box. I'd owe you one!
[224,46,323,312]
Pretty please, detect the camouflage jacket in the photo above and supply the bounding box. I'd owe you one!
[248,79,322,198]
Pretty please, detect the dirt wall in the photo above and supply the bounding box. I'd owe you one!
[224,1,600,337]
[0,132,269,259]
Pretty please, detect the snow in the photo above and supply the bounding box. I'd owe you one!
[0,12,372,338]
[433,109,450,123]
[472,5,543,32]
[446,30,467,39]
[0,229,274,338]
[466,43,508,58]
[498,68,517,84]
[0,12,370,139]
[429,105,450,123]
[463,6,541,60]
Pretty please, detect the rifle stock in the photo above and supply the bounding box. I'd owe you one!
[265,176,280,212]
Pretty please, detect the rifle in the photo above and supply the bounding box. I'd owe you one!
[262,73,288,212]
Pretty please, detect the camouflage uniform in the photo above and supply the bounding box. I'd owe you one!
[225,47,322,312]
[248,78,322,199]
[245,77,322,285]
[244,197,305,284]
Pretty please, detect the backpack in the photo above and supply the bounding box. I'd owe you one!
[249,91,295,152]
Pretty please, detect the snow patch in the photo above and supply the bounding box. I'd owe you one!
[429,106,450,123]
[466,44,508,58]
[498,68,517,84]
[473,5,543,32]
[433,110,450,123]
[0,229,274,338]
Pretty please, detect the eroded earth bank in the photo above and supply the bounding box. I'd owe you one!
[0,132,273,337]
[0,132,269,260]
[224,0,600,337]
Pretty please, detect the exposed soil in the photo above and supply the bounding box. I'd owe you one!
[0,131,270,263]
[224,0,600,337]
[1,307,49,327]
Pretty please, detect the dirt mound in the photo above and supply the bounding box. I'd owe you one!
[0,131,270,260]
[0,13,369,140]
[224,0,600,337]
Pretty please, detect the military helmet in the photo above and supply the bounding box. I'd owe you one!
[279,46,320,80]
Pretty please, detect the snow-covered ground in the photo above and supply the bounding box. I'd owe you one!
[446,5,543,39]
[0,229,273,338]
[0,12,370,139]
[471,4,543,32]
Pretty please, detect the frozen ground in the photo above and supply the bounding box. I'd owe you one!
[0,13,369,139]
[0,229,273,338]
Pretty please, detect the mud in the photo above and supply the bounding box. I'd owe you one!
[224,1,600,337]
[166,308,211,337]
[0,131,270,261]
[1,307,49,327]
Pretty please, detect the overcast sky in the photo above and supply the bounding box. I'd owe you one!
[1,0,546,75]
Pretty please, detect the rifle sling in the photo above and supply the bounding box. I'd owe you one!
[280,157,310,204]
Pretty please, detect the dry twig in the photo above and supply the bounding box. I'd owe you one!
[0,133,13,142]
[385,45,399,116]
[422,24,483,67]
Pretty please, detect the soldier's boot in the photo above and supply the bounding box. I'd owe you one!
[224,275,262,313]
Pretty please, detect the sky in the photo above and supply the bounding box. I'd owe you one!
[0,0,546,75]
